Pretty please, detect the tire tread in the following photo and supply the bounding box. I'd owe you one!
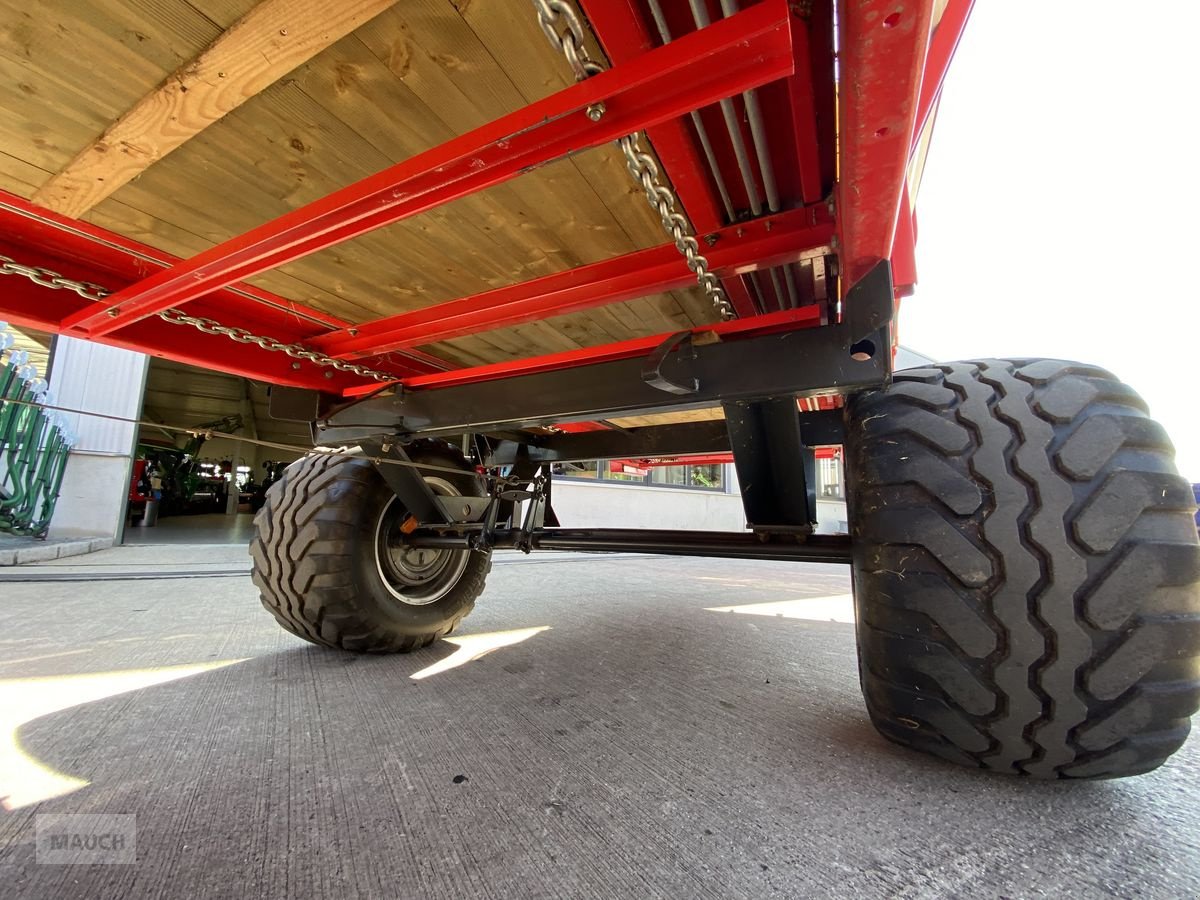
[846,359,1200,778]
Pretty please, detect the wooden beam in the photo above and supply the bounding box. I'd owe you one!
[32,0,400,219]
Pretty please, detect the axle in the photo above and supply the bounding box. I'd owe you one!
[404,527,852,564]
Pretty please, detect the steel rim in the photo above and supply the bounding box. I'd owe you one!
[374,476,470,606]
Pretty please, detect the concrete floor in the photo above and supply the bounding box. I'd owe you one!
[0,548,1197,899]
[122,512,257,545]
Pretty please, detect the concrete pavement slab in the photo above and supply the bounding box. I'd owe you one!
[0,556,1196,899]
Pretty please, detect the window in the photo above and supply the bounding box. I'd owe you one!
[818,454,844,499]
[551,460,601,479]
[552,460,725,491]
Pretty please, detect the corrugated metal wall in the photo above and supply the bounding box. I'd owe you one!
[49,337,148,455]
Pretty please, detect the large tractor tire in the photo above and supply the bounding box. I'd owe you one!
[844,359,1200,778]
[250,441,491,653]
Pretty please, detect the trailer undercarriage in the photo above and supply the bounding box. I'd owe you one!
[2,0,1197,781]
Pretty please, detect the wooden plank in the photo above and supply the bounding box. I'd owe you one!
[608,408,726,429]
[32,0,402,217]
[0,151,47,194]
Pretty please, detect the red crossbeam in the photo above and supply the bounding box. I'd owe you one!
[61,0,794,339]
[0,192,440,390]
[313,207,832,360]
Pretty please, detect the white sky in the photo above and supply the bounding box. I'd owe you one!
[904,0,1200,480]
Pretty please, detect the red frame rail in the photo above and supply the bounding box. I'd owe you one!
[0,0,973,402]
[312,207,832,360]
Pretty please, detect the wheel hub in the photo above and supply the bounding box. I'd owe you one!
[374,476,471,606]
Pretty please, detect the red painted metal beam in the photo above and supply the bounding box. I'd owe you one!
[313,207,832,360]
[0,191,443,390]
[577,0,725,229]
[627,448,837,466]
[0,257,376,391]
[912,0,975,156]
[786,20,825,206]
[891,183,918,296]
[631,454,734,468]
[63,0,794,339]
[836,0,934,289]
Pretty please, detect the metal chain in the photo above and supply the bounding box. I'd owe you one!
[0,255,395,382]
[532,0,736,320]
[0,257,110,303]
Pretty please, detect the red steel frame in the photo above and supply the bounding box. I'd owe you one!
[0,0,972,404]
[612,445,840,470]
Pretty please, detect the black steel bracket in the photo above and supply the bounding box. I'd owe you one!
[724,398,816,533]
[642,331,699,395]
[360,439,451,526]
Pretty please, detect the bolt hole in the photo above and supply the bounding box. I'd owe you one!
[850,339,876,362]
[883,12,901,28]
[874,127,889,138]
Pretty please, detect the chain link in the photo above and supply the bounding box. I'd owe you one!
[0,256,110,303]
[532,1,735,320]
[0,254,395,382]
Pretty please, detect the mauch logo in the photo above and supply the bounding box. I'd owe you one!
[36,814,136,865]
[49,833,127,851]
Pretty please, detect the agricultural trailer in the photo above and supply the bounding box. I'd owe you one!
[0,0,1196,780]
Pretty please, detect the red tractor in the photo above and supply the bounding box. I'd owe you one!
[0,0,1195,779]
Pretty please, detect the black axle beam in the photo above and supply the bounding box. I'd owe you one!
[315,262,893,444]
[405,527,852,564]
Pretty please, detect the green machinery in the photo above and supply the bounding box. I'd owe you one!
[0,324,75,537]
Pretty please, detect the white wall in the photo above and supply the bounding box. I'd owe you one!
[550,479,747,530]
[549,458,848,534]
[48,337,149,540]
[815,499,848,534]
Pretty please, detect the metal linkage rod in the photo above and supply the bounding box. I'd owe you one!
[689,0,763,216]
[406,527,853,563]
[646,0,736,222]
[720,0,781,215]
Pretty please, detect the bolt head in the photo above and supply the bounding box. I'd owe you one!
[585,101,606,122]
[291,362,301,370]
